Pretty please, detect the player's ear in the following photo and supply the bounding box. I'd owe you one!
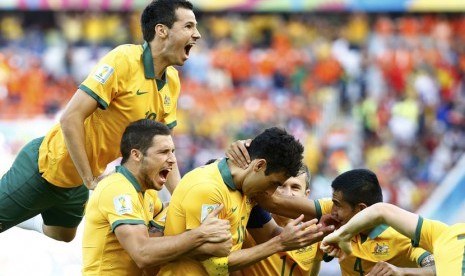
[355,202,368,213]
[155,24,168,38]
[253,159,267,173]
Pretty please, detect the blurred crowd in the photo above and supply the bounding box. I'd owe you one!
[1,11,465,210]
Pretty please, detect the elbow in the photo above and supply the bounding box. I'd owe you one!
[133,256,154,269]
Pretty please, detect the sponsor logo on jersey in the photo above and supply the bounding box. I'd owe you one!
[113,195,133,215]
[93,64,114,84]
[136,89,149,95]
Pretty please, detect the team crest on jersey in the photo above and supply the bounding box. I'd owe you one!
[200,204,219,222]
[93,63,114,84]
[149,201,154,214]
[164,95,171,107]
[372,242,389,255]
[113,195,133,215]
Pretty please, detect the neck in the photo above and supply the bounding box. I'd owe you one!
[227,159,245,192]
[149,41,168,79]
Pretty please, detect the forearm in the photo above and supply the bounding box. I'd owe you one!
[61,116,94,188]
[165,162,180,194]
[339,203,417,241]
[256,194,317,221]
[397,267,436,276]
[137,229,206,268]
[227,236,282,272]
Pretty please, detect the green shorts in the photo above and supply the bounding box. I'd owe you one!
[0,137,89,232]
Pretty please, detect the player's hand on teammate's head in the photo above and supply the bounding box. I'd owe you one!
[200,204,232,243]
[226,139,252,169]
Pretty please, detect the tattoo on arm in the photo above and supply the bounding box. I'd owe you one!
[420,254,436,275]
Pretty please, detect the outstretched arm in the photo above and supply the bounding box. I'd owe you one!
[254,192,319,222]
[226,215,333,272]
[321,203,419,256]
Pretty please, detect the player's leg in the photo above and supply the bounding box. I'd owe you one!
[41,185,89,242]
[0,137,54,233]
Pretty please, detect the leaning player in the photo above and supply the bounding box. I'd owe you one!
[239,165,324,276]
[321,202,464,275]
[158,127,334,275]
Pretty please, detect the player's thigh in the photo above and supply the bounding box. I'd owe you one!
[42,185,89,228]
[0,137,55,231]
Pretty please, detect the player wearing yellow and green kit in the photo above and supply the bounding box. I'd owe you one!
[83,119,232,275]
[159,127,332,276]
[253,169,435,275]
[0,0,201,242]
[321,203,465,276]
[240,165,324,276]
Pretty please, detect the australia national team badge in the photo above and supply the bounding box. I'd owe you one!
[93,63,114,84]
[200,204,219,222]
[113,195,133,215]
[164,95,171,107]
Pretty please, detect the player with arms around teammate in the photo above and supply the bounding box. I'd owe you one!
[0,0,200,242]
[82,119,232,275]
[321,202,464,276]
[159,127,333,276]
[240,165,324,276]
[228,145,437,276]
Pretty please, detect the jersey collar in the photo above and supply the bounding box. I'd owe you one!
[116,165,142,192]
[368,224,389,240]
[218,158,237,191]
[142,41,167,89]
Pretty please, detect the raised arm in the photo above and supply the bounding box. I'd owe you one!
[115,205,231,269]
[321,203,419,255]
[254,192,319,222]
[60,89,99,189]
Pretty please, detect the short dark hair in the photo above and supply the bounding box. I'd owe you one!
[120,119,171,164]
[141,0,194,42]
[331,168,383,207]
[248,127,303,178]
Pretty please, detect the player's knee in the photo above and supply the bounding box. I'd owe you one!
[43,225,77,242]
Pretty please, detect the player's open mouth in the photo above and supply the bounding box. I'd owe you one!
[159,168,172,181]
[184,44,194,56]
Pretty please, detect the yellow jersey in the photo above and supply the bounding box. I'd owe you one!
[240,230,323,276]
[413,217,465,275]
[82,165,163,275]
[158,159,255,275]
[39,41,180,187]
[315,199,430,276]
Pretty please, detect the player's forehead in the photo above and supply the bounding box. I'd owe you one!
[331,190,346,204]
[174,7,197,25]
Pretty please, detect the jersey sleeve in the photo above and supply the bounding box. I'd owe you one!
[180,182,225,230]
[314,198,333,219]
[246,205,272,228]
[412,217,448,254]
[97,185,145,231]
[79,46,129,109]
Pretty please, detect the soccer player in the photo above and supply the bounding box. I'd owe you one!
[230,154,436,275]
[0,0,200,241]
[158,127,333,275]
[82,119,232,275]
[321,203,465,276]
[240,165,324,276]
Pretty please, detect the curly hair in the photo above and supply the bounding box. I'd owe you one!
[248,127,304,178]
